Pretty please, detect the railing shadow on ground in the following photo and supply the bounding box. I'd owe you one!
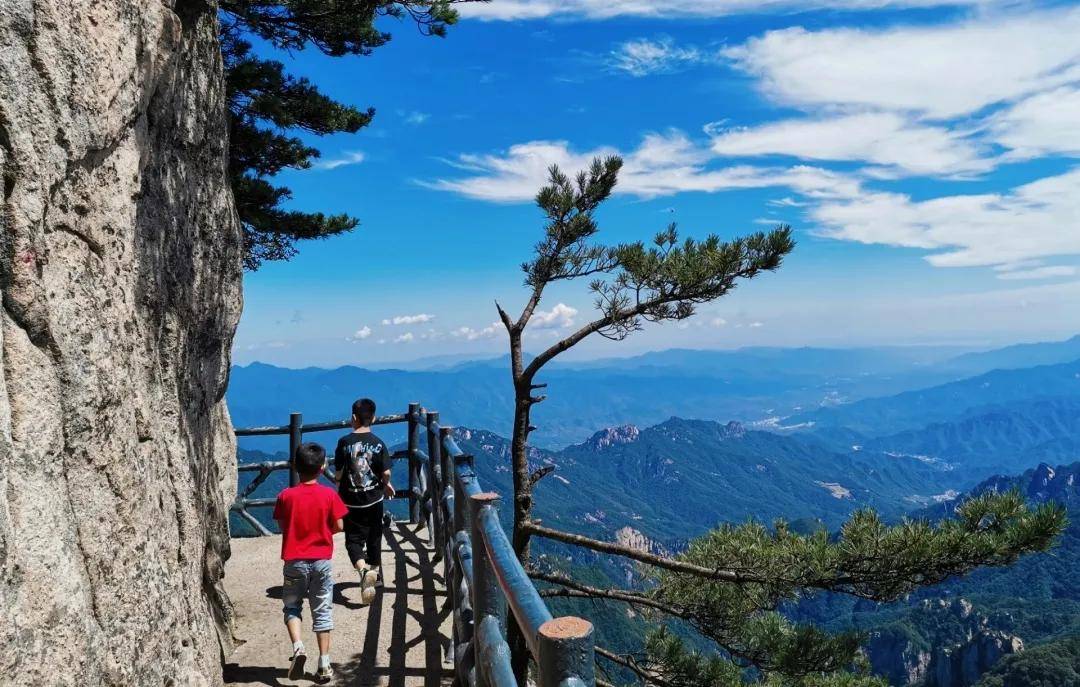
[222,523,453,687]
[232,404,597,687]
[335,523,453,687]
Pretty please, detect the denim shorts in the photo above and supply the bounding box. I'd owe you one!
[282,559,334,632]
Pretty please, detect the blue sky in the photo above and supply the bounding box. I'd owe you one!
[235,0,1080,367]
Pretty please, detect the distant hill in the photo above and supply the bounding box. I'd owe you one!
[451,417,962,544]
[227,345,983,452]
[791,358,1080,437]
[945,334,1080,375]
[865,397,1080,474]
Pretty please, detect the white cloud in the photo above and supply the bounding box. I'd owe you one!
[709,112,990,177]
[530,303,578,329]
[990,86,1080,159]
[428,131,863,202]
[351,326,373,341]
[451,322,503,341]
[711,317,727,327]
[462,0,984,21]
[609,37,710,76]
[312,150,365,171]
[404,111,430,125]
[996,265,1077,281]
[382,313,435,325]
[811,167,1080,269]
[394,332,415,343]
[723,8,1080,119]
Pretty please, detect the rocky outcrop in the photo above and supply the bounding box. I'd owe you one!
[584,425,640,451]
[865,631,932,686]
[1,2,241,685]
[930,630,1023,687]
[866,599,1024,687]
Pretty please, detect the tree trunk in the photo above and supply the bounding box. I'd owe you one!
[508,332,536,684]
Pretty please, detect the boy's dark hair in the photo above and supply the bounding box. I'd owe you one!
[294,442,326,479]
[352,398,376,427]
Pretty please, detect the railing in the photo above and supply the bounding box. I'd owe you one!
[232,404,596,686]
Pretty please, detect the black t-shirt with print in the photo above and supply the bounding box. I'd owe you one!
[334,431,390,508]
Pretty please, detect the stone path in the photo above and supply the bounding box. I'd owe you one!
[223,522,453,687]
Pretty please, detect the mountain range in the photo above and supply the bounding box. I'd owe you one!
[228,336,1080,451]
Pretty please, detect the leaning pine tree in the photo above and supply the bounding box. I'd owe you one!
[493,156,1067,685]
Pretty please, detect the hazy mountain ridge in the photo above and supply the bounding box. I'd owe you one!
[864,397,1080,474]
[792,358,1080,437]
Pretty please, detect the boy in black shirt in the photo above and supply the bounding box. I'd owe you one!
[334,398,394,604]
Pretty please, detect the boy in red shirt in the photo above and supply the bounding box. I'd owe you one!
[273,442,348,683]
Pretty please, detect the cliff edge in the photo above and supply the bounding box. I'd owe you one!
[1,1,241,683]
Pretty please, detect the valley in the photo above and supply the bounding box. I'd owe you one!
[231,336,1080,686]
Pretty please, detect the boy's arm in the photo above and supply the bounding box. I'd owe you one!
[381,443,395,498]
[331,494,348,534]
[333,439,345,483]
[272,495,286,529]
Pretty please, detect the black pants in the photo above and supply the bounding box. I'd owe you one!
[344,502,383,569]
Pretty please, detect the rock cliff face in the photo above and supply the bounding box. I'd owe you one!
[865,599,1024,687]
[0,2,241,684]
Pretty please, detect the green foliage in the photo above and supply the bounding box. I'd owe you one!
[634,492,1065,683]
[219,1,470,269]
[521,159,795,345]
[974,634,1080,687]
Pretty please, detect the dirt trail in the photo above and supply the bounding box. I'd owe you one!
[224,523,453,686]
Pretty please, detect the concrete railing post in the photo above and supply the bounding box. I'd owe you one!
[538,616,595,687]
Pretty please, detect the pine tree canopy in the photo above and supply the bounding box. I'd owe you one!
[218,1,469,269]
[584,490,1066,685]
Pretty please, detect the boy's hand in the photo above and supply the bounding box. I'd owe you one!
[383,482,396,499]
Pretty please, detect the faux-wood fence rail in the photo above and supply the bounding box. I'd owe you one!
[232,404,596,687]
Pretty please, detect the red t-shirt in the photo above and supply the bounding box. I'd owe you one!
[273,482,349,561]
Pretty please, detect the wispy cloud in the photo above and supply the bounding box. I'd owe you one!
[461,0,985,21]
[382,313,435,325]
[404,111,430,125]
[394,332,415,343]
[609,37,711,77]
[530,303,578,329]
[426,131,860,202]
[311,150,365,171]
[450,322,503,341]
[348,326,373,341]
[996,265,1078,281]
[722,7,1080,119]
[709,112,991,177]
[810,168,1080,269]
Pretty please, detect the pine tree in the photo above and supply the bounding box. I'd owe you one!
[218,1,469,269]
[496,158,1068,684]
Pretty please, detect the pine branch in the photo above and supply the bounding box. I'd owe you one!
[530,570,677,614]
[523,521,754,583]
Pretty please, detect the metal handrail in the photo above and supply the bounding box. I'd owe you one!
[231,404,596,686]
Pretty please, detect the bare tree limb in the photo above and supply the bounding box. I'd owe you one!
[523,521,759,584]
[596,646,674,687]
[530,570,680,615]
[528,465,555,488]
